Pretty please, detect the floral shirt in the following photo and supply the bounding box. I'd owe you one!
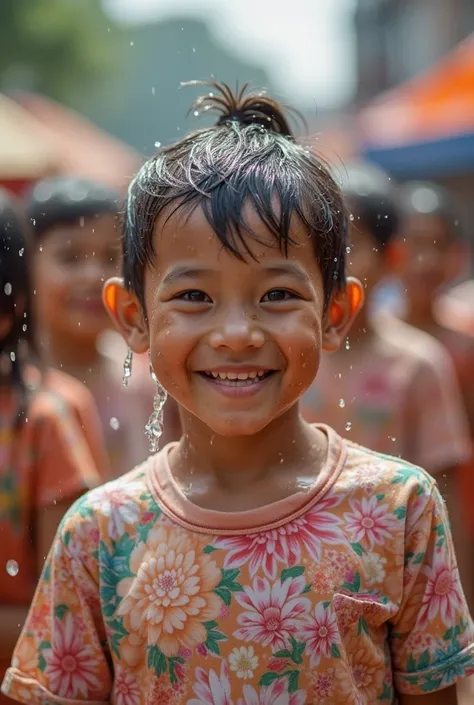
[3,426,474,704]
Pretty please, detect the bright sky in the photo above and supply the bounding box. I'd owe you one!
[105,0,357,108]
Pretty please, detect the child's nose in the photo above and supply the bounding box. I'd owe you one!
[208,310,265,351]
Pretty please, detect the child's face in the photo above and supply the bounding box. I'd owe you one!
[126,206,354,438]
[34,214,120,343]
[346,222,384,298]
[399,214,455,301]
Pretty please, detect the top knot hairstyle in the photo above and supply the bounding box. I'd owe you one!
[123,81,348,309]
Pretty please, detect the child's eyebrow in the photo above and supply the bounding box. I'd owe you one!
[263,263,310,284]
[162,265,212,286]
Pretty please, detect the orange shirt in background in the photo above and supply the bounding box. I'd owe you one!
[0,369,102,701]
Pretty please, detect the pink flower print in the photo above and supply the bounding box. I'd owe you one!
[238,678,306,705]
[188,662,234,705]
[344,496,398,548]
[297,601,340,667]
[89,482,143,540]
[419,551,464,627]
[114,668,140,705]
[309,669,335,700]
[214,494,344,580]
[267,657,289,672]
[44,613,102,698]
[234,575,310,651]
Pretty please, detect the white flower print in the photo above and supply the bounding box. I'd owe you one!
[229,647,258,680]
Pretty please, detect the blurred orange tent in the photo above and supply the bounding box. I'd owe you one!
[359,34,474,177]
[1,92,141,194]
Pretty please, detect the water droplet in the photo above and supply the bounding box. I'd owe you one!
[389,436,396,442]
[79,217,84,227]
[22,324,27,332]
[154,141,161,149]
[338,399,345,408]
[345,422,352,431]
[193,110,199,117]
[130,41,134,46]
[19,248,24,257]
[10,352,15,362]
[349,213,355,221]
[192,47,196,52]
[346,246,351,254]
[152,86,156,95]
[6,560,19,576]
[345,338,351,350]
[39,245,43,252]
[110,417,120,431]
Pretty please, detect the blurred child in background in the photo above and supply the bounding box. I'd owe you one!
[398,182,474,438]
[26,177,160,476]
[302,163,471,474]
[0,189,102,700]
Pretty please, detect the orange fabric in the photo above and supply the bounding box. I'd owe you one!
[0,370,102,694]
[360,35,474,147]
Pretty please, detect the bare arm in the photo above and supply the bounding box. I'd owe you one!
[399,685,457,704]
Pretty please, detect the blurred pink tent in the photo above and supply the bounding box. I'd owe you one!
[12,92,141,192]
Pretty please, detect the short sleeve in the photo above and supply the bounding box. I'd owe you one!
[33,395,101,507]
[390,484,474,695]
[1,506,112,704]
[407,350,471,473]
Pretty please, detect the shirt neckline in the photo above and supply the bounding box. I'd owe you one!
[146,424,347,535]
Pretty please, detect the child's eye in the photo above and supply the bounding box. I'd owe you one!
[261,289,297,302]
[176,290,212,303]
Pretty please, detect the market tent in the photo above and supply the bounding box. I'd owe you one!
[13,92,141,192]
[0,93,56,193]
[359,34,474,177]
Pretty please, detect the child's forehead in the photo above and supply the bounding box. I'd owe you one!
[152,203,316,270]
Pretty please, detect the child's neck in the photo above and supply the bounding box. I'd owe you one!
[41,331,102,376]
[169,408,328,507]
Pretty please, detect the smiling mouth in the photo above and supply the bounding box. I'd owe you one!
[197,370,276,387]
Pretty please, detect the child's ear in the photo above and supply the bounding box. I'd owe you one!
[103,277,149,354]
[322,277,364,352]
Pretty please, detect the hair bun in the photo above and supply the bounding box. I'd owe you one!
[184,80,300,137]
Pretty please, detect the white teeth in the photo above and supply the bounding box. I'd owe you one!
[207,370,268,380]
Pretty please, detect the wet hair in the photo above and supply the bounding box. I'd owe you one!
[123,81,348,310]
[0,189,36,420]
[399,181,459,241]
[340,161,400,251]
[25,176,120,238]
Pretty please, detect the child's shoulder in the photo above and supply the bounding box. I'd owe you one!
[61,459,155,533]
[340,437,437,516]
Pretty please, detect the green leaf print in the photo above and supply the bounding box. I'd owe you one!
[357,617,369,636]
[54,605,69,620]
[287,670,300,693]
[331,644,341,658]
[280,566,305,582]
[63,531,71,546]
[42,564,51,581]
[301,583,312,593]
[350,542,365,556]
[407,654,417,673]
[273,649,292,659]
[147,646,167,677]
[168,656,185,684]
[38,641,51,673]
[393,506,406,520]
[412,552,425,565]
[214,568,243,604]
[108,618,129,659]
[377,681,394,701]
[203,545,217,554]
[417,650,430,670]
[204,621,227,656]
[259,672,280,687]
[290,641,305,665]
[342,572,361,593]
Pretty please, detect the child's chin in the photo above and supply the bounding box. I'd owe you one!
[204,414,274,438]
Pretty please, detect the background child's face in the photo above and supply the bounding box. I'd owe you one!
[399,214,454,301]
[33,214,120,343]
[142,206,335,437]
[347,222,384,299]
